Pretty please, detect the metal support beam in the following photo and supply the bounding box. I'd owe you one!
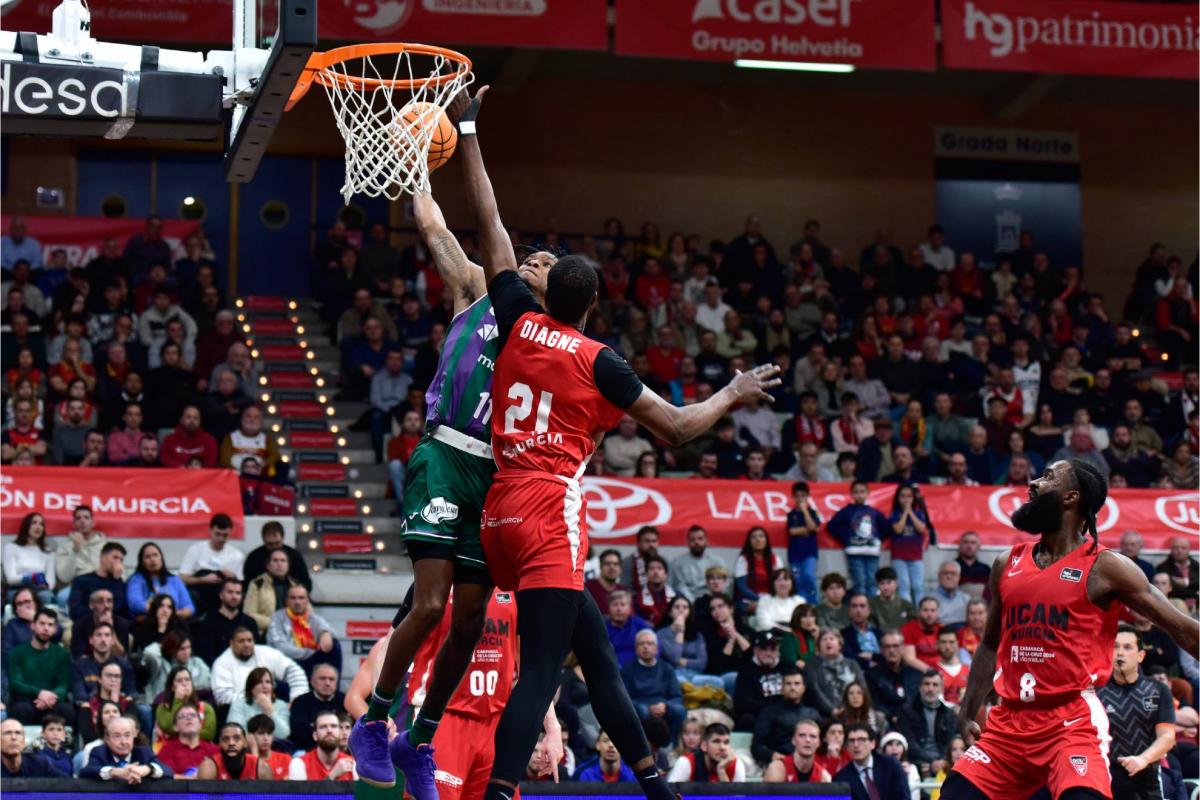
[991,74,1064,122]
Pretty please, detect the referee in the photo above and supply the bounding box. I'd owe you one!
[1097,624,1177,800]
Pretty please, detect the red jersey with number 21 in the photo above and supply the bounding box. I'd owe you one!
[491,311,624,479]
[994,541,1120,706]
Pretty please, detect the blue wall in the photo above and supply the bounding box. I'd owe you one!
[74,150,389,297]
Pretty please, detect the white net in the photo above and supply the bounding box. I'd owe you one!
[313,47,473,203]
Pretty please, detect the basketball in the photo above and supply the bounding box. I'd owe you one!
[393,100,457,172]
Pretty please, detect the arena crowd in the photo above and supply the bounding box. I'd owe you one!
[1,211,1197,794]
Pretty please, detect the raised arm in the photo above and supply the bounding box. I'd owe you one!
[626,364,780,447]
[452,86,515,285]
[1097,549,1200,655]
[958,551,1006,746]
[412,191,485,311]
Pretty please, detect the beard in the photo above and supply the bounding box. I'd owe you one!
[1011,489,1064,535]
[317,735,339,753]
[221,750,246,776]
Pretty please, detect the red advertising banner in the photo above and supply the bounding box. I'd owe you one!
[3,0,606,49]
[1,0,231,44]
[615,0,935,70]
[580,477,1198,550]
[0,467,244,539]
[941,0,1199,80]
[0,215,199,271]
[319,0,607,50]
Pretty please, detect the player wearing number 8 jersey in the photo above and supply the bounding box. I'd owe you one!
[349,86,556,799]
[941,460,1198,800]
[459,90,781,800]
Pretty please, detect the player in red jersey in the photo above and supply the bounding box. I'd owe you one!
[347,588,559,800]
[457,89,780,800]
[942,459,1198,800]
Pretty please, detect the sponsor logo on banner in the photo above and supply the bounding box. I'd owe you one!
[615,0,936,70]
[942,0,1199,79]
[1154,492,1199,534]
[0,63,129,119]
[346,621,394,638]
[583,477,672,537]
[321,0,604,49]
[987,487,1119,533]
[0,214,196,270]
[574,477,1185,549]
[0,466,242,538]
[934,127,1080,163]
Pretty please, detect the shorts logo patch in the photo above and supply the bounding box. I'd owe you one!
[1060,567,1083,582]
[434,769,464,787]
[421,497,460,525]
[495,592,513,604]
[1069,755,1087,776]
[963,746,991,764]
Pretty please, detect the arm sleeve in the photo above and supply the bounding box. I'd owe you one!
[488,270,542,343]
[126,575,150,616]
[592,349,645,410]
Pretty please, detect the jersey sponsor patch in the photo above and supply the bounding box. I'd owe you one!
[1069,755,1088,775]
[477,323,498,342]
[1060,567,1083,582]
[963,745,992,764]
[434,769,464,787]
[421,497,460,525]
[495,592,513,604]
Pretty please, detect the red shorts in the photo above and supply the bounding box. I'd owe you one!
[951,691,1112,799]
[431,711,514,800]
[481,473,586,592]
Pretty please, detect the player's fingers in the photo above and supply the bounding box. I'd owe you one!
[761,377,783,388]
[475,84,491,101]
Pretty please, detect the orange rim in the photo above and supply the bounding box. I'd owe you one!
[286,42,471,111]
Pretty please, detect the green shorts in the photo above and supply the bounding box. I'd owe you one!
[400,434,493,578]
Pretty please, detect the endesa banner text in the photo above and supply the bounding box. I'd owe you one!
[942,0,1199,80]
[615,0,936,71]
[580,477,1198,550]
[0,467,244,539]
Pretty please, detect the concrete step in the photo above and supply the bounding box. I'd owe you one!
[309,567,411,606]
[297,514,402,536]
[283,446,375,464]
[297,480,389,499]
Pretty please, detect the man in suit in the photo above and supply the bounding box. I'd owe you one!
[834,723,909,800]
[80,715,173,784]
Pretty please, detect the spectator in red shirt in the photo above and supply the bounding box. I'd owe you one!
[161,405,218,468]
[287,711,355,781]
[634,555,675,627]
[197,722,271,780]
[635,257,671,314]
[48,337,96,397]
[156,702,219,778]
[646,325,684,382]
[247,714,293,780]
[386,409,422,509]
[2,399,46,464]
[900,597,941,671]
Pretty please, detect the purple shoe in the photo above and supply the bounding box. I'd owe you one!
[390,730,438,800]
[348,717,395,788]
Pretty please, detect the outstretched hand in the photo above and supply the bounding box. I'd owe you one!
[729,363,782,403]
[447,84,490,125]
[959,717,981,748]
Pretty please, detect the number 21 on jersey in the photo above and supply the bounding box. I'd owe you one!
[503,382,554,434]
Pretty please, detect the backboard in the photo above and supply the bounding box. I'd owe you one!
[0,0,316,182]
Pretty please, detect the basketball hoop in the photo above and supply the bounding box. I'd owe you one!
[288,43,473,202]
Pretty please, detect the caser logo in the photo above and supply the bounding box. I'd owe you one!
[988,487,1119,533]
[582,477,672,538]
[691,0,857,28]
[342,0,411,33]
[0,63,128,118]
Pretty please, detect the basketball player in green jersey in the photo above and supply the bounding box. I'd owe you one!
[350,87,557,799]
